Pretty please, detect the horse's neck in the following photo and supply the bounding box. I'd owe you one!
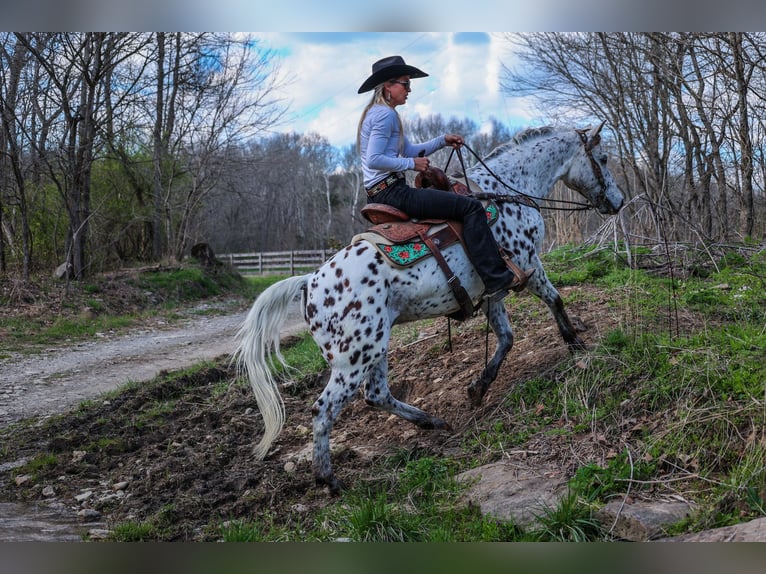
[478,135,575,200]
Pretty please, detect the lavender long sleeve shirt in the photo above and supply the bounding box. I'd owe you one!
[359,104,448,189]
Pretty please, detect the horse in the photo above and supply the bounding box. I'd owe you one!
[233,122,625,494]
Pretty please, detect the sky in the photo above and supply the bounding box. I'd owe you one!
[252,32,537,149]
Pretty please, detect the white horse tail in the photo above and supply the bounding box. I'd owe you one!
[232,274,308,459]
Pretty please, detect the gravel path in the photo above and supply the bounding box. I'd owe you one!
[0,301,306,426]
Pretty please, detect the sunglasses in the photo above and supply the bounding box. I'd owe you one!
[389,80,411,90]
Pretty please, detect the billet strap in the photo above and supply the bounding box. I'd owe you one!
[417,229,474,321]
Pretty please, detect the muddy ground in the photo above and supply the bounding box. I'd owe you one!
[0,276,650,540]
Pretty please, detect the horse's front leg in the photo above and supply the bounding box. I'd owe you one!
[467,299,514,406]
[526,256,587,352]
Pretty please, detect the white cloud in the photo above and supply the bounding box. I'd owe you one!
[256,32,537,148]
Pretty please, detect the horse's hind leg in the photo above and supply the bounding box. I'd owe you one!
[467,299,515,406]
[363,357,452,431]
[311,369,363,494]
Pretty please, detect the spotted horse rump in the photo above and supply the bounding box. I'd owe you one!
[233,122,625,495]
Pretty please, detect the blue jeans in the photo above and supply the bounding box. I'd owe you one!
[369,180,514,292]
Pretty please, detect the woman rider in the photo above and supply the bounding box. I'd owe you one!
[357,55,533,301]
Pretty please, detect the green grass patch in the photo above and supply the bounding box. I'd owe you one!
[1,314,135,347]
[271,332,328,392]
[138,267,227,303]
[18,453,59,479]
[109,520,160,542]
[219,514,297,542]
[543,244,628,286]
[525,491,603,542]
[318,454,525,542]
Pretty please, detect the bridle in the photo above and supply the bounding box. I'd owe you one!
[444,129,611,213]
[575,128,609,210]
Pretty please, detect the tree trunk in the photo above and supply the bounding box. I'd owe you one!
[152,32,166,260]
[731,32,755,239]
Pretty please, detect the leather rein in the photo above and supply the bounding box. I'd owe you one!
[443,135,603,213]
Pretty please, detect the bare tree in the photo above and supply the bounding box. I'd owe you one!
[142,33,286,261]
[499,32,766,244]
[14,32,148,278]
[0,35,30,276]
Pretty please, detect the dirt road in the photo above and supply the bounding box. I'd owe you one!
[0,301,306,426]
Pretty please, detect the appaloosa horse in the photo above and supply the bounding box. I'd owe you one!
[233,123,624,493]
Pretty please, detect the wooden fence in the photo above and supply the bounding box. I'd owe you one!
[219,249,334,276]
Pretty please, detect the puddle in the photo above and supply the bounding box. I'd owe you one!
[0,502,105,541]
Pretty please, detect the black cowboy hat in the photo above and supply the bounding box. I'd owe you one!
[357,55,428,94]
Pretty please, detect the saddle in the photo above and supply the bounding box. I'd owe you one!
[355,167,499,321]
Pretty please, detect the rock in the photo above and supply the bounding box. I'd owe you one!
[87,528,112,540]
[112,481,129,491]
[661,516,766,542]
[75,490,93,502]
[190,243,222,267]
[595,499,696,541]
[457,460,569,528]
[41,485,56,497]
[284,461,297,473]
[53,262,71,279]
[78,508,102,520]
[14,475,31,486]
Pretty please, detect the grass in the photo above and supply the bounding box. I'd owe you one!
[137,266,254,304]
[218,453,526,542]
[14,453,58,481]
[454,243,766,537]
[2,314,135,347]
[1,263,270,352]
[277,334,328,380]
[109,520,160,542]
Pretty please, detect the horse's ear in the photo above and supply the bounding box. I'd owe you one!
[586,120,606,151]
[591,120,606,136]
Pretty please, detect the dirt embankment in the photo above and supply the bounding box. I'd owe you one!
[1,284,613,540]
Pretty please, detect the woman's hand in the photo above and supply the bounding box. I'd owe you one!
[445,134,464,148]
[414,156,430,172]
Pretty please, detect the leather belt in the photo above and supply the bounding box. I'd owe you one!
[366,172,404,198]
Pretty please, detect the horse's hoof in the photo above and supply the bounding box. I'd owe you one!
[467,384,485,407]
[317,475,346,496]
[416,417,453,431]
[432,418,453,432]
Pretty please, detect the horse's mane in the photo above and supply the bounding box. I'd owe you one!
[483,126,556,161]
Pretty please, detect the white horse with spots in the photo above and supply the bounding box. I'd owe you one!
[233,123,625,493]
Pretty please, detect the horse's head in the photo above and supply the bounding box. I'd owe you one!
[565,121,624,215]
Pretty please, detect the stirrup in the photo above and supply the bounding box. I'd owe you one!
[508,267,535,292]
[499,249,535,293]
[485,288,509,303]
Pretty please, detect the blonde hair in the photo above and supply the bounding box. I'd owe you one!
[356,83,404,153]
